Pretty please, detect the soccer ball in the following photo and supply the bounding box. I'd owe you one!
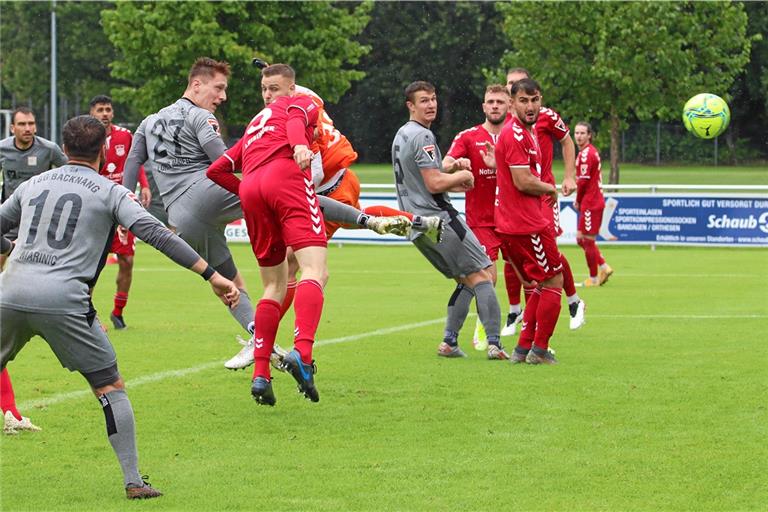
[682,93,730,139]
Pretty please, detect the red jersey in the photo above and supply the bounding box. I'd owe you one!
[576,143,605,209]
[446,125,499,228]
[504,108,569,184]
[100,125,148,188]
[207,95,319,194]
[494,116,548,235]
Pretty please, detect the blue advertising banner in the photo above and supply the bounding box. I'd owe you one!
[225,193,768,247]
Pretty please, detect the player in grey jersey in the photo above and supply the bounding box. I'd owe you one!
[0,116,240,499]
[0,107,68,269]
[123,57,411,368]
[392,81,507,360]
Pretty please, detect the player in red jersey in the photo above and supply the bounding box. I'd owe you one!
[494,78,563,364]
[442,84,510,350]
[503,69,585,332]
[573,121,613,286]
[207,64,327,406]
[90,96,152,330]
[1,368,41,434]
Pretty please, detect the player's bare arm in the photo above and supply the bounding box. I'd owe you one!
[421,168,474,193]
[559,134,577,196]
[510,165,557,203]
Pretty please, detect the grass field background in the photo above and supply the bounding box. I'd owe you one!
[2,242,767,511]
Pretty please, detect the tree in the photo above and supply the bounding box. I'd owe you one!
[331,2,507,163]
[497,1,753,182]
[101,1,371,128]
[1,2,122,130]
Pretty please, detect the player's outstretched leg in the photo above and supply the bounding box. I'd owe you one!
[1,369,41,435]
[438,284,473,358]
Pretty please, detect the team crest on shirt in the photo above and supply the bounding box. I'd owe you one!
[115,144,126,157]
[207,118,220,135]
[27,156,37,166]
[422,144,436,161]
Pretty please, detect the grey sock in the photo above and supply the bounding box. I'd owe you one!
[318,195,364,225]
[474,280,501,342]
[100,389,142,487]
[229,288,255,331]
[445,284,475,338]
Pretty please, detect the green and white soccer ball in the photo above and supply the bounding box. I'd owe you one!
[682,93,730,139]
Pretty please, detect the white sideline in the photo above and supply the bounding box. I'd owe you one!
[17,317,447,410]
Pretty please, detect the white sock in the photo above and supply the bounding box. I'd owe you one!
[508,304,522,314]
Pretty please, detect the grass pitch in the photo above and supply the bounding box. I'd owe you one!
[2,244,766,511]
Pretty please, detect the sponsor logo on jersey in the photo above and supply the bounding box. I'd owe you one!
[27,156,37,166]
[422,144,436,161]
[115,144,126,157]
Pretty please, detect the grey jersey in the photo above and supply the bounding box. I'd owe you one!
[0,136,68,202]
[392,121,455,223]
[134,98,222,206]
[0,165,149,314]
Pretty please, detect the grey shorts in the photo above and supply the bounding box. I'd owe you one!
[167,179,243,267]
[413,215,492,279]
[1,307,117,374]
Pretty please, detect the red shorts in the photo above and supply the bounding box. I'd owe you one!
[499,226,563,283]
[239,158,328,267]
[323,169,361,239]
[578,207,604,236]
[110,230,135,256]
[470,226,502,261]
[542,200,563,236]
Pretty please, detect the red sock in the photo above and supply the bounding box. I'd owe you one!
[523,284,537,306]
[516,288,540,351]
[363,205,414,221]
[533,287,562,350]
[596,247,606,266]
[582,238,599,278]
[0,368,21,421]
[280,280,297,318]
[503,262,522,308]
[560,253,577,297]
[293,279,324,364]
[252,299,281,380]
[112,292,128,317]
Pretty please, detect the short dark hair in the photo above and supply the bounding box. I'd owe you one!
[405,81,435,103]
[11,107,34,124]
[261,63,295,80]
[89,95,112,108]
[62,115,106,160]
[188,57,231,83]
[510,78,541,96]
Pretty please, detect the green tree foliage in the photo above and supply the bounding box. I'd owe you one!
[331,2,507,163]
[101,1,371,127]
[498,1,753,182]
[1,2,118,116]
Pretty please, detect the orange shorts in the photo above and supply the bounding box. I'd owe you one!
[322,169,361,239]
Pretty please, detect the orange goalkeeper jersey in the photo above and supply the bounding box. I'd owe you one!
[295,85,358,184]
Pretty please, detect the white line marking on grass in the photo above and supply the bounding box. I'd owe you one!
[589,314,767,319]
[19,317,448,410]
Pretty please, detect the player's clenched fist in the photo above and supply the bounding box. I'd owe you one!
[293,144,313,170]
[208,273,241,308]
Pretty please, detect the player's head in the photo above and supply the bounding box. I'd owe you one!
[510,78,542,127]
[62,115,107,164]
[10,107,36,146]
[261,64,296,106]
[483,84,509,125]
[88,95,114,128]
[574,121,593,148]
[505,67,530,94]
[185,57,230,113]
[405,81,437,125]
